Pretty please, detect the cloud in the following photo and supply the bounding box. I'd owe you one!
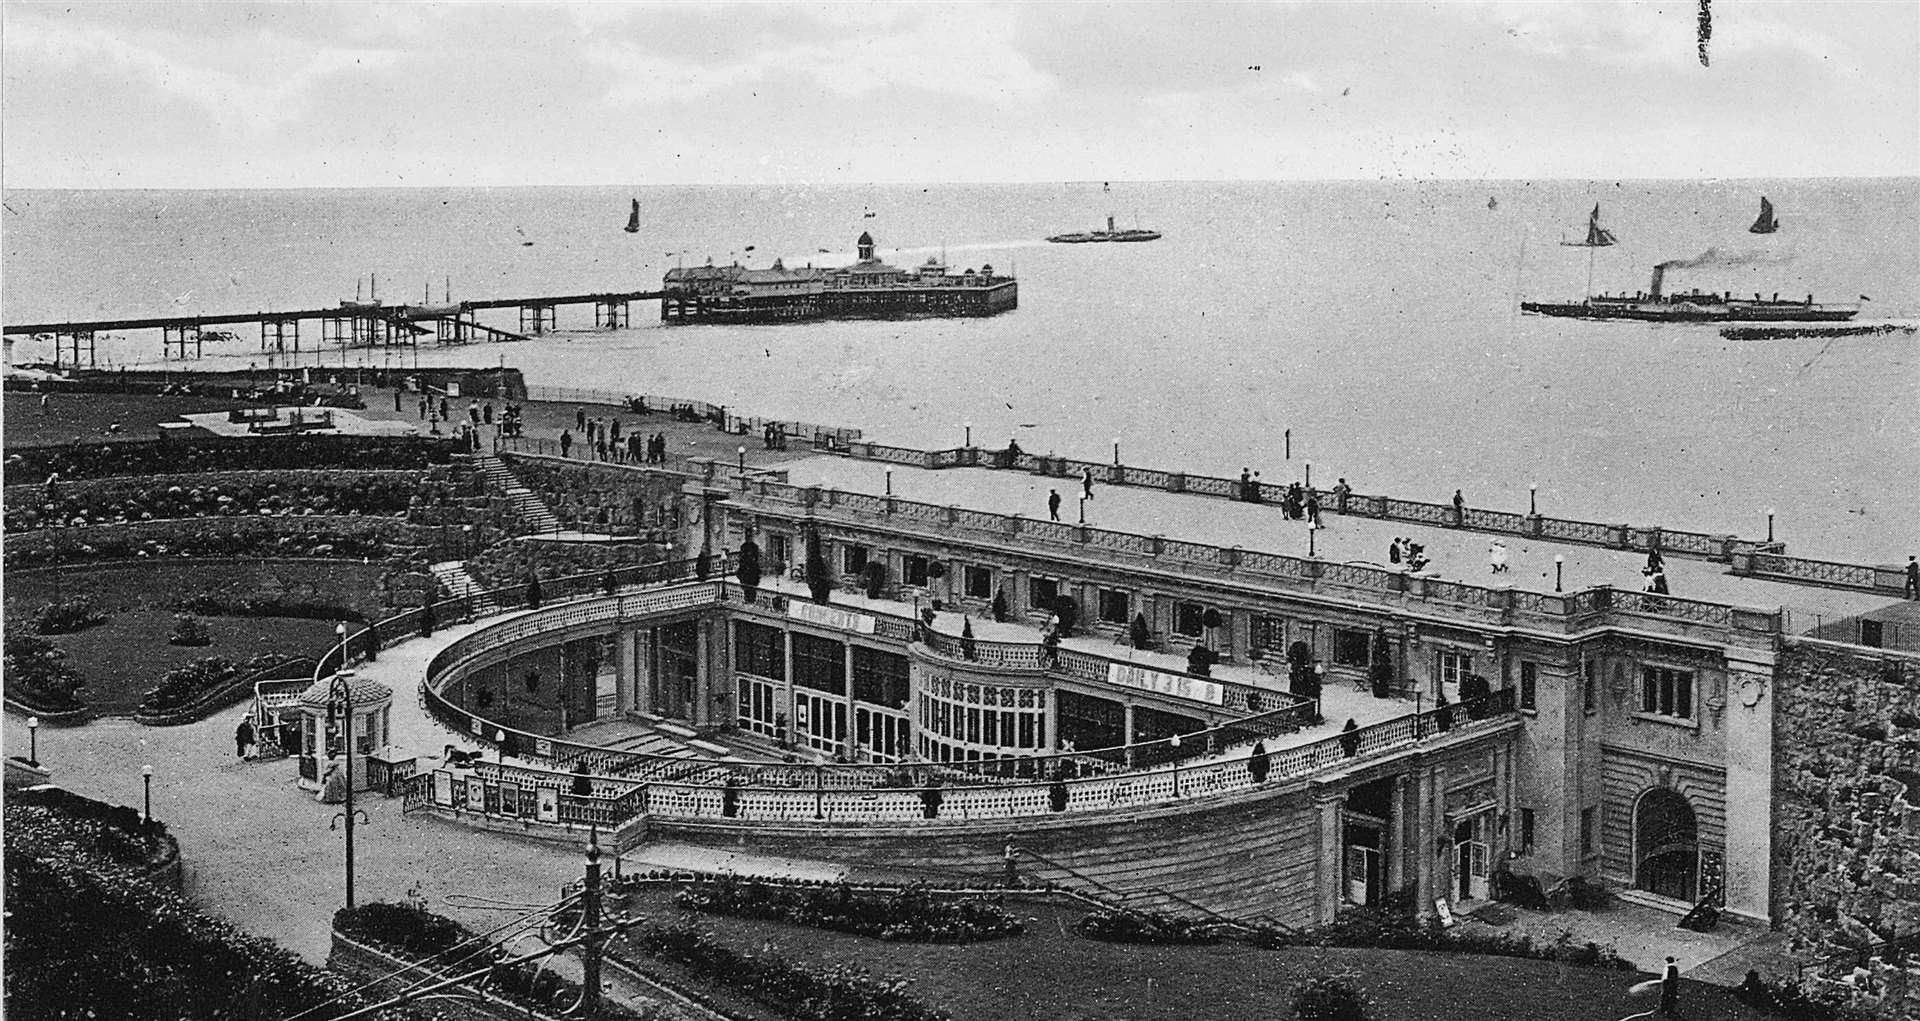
[585,8,1052,106]
[3,17,401,138]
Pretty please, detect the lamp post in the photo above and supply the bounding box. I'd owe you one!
[814,750,826,820]
[963,421,972,448]
[1112,438,1121,466]
[1308,524,1317,558]
[1554,555,1564,593]
[1766,506,1776,544]
[1528,484,1538,516]
[26,716,39,767]
[328,669,364,908]
[335,621,348,672]
[494,728,507,764]
[737,445,746,476]
[1078,496,1086,524]
[461,523,473,560]
[1169,733,1182,798]
[1305,462,1312,489]
[141,764,153,823]
[885,469,893,497]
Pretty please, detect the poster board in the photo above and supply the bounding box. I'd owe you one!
[536,787,560,822]
[433,770,454,807]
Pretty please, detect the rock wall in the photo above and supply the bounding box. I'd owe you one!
[1773,641,1920,950]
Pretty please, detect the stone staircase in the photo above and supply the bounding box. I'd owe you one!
[472,454,561,533]
[429,560,500,615]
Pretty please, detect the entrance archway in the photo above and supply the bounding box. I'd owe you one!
[1634,788,1698,902]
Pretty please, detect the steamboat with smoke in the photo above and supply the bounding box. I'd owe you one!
[1522,249,1860,323]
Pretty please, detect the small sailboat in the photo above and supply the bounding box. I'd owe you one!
[1560,203,1617,247]
[340,273,380,309]
[1749,196,1778,234]
[624,199,640,234]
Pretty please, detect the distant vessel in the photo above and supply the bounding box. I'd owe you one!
[340,274,381,309]
[1522,264,1858,323]
[661,230,1017,324]
[1559,203,1616,247]
[1047,214,1162,244]
[624,199,641,234]
[407,278,460,318]
[1749,197,1778,234]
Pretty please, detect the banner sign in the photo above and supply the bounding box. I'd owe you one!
[1107,662,1224,706]
[789,600,876,635]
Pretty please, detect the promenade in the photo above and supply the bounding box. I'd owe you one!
[775,456,1903,636]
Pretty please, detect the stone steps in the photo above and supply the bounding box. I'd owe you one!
[472,455,562,532]
[428,560,499,615]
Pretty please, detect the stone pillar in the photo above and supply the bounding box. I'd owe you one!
[843,639,857,759]
[781,628,796,747]
[1123,702,1137,764]
[632,628,654,716]
[1315,792,1348,924]
[692,618,713,728]
[615,627,635,714]
[1389,773,1411,891]
[1413,765,1439,914]
[1722,651,1777,923]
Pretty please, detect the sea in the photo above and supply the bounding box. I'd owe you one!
[4,179,1917,563]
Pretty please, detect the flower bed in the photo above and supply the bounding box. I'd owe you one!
[3,627,86,711]
[1074,907,1224,945]
[4,515,414,568]
[621,920,950,1021]
[138,653,299,718]
[31,594,109,634]
[6,434,454,482]
[6,802,434,1021]
[5,473,421,533]
[670,876,1024,943]
[1304,889,1632,969]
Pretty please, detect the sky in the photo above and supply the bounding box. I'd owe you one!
[2,0,1916,189]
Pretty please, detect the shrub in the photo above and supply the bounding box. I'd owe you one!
[4,626,86,710]
[671,876,1024,943]
[625,920,948,1021]
[1291,974,1373,1021]
[1306,887,1631,969]
[168,613,213,646]
[32,595,109,635]
[333,901,465,958]
[139,656,239,714]
[1130,612,1152,650]
[1074,908,1222,945]
[174,593,364,621]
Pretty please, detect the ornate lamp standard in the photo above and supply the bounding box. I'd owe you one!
[26,716,39,767]
[327,667,366,908]
[141,764,153,822]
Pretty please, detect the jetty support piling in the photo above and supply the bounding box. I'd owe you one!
[161,323,203,360]
[518,304,557,335]
[593,299,630,330]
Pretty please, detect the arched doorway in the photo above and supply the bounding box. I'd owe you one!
[1634,788,1698,902]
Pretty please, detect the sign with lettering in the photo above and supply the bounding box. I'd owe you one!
[1107,662,1224,706]
[433,770,454,807]
[788,600,876,635]
[536,787,559,822]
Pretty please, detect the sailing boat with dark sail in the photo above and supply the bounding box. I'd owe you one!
[1559,203,1617,247]
[1749,197,1778,234]
[624,199,640,234]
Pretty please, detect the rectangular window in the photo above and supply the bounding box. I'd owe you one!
[791,633,845,694]
[1520,808,1536,852]
[841,544,868,576]
[735,621,785,680]
[1437,649,1473,690]
[903,554,930,588]
[1639,665,1694,721]
[766,533,791,574]
[964,565,993,599]
[851,646,910,709]
[1332,628,1372,668]
[1174,601,1207,638]
[1098,588,1130,626]
[1251,614,1286,654]
[1580,807,1596,857]
[1029,577,1059,612]
[1520,662,1538,711]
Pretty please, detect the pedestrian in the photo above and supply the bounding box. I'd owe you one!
[235,716,255,759]
[1389,537,1402,565]
[467,400,479,425]
[1332,477,1352,511]
[1907,556,1919,599]
[1339,719,1361,758]
[438,398,450,422]
[1306,490,1322,527]
[483,402,494,426]
[628,433,642,463]
[1041,625,1061,668]
[576,407,587,431]
[1434,693,1454,732]
[570,760,592,798]
[1452,489,1465,519]
[1048,489,1062,521]
[1660,957,1680,1017]
[393,388,403,412]
[1652,569,1669,595]
[1048,771,1070,812]
[559,428,573,458]
[1248,740,1270,783]
[595,436,608,462]
[1081,466,1095,500]
[1646,548,1666,575]
[418,396,429,420]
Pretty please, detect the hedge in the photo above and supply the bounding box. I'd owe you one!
[672,876,1024,943]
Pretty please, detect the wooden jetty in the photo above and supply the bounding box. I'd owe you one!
[2,289,667,368]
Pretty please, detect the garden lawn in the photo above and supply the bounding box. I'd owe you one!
[604,889,1772,1021]
[2,390,246,446]
[9,609,339,715]
[4,560,390,621]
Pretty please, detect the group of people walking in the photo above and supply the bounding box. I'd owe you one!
[558,424,673,464]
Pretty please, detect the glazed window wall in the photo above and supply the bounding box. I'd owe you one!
[1639,665,1694,721]
[1029,577,1059,612]
[903,555,930,587]
[1098,588,1130,626]
[1174,601,1209,638]
[842,544,868,576]
[915,673,1047,763]
[851,646,910,709]
[1332,628,1372,668]
[792,633,845,695]
[1251,614,1286,656]
[735,621,785,680]
[1055,689,1125,752]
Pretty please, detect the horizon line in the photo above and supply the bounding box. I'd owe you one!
[6,173,1918,193]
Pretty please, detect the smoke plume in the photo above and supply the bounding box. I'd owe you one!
[1655,246,1794,271]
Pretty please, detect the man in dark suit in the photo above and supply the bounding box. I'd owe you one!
[1661,956,1681,1016]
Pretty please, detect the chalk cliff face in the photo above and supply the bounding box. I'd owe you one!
[1773,643,1920,964]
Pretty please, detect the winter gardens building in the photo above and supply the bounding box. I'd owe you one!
[398,442,1917,935]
